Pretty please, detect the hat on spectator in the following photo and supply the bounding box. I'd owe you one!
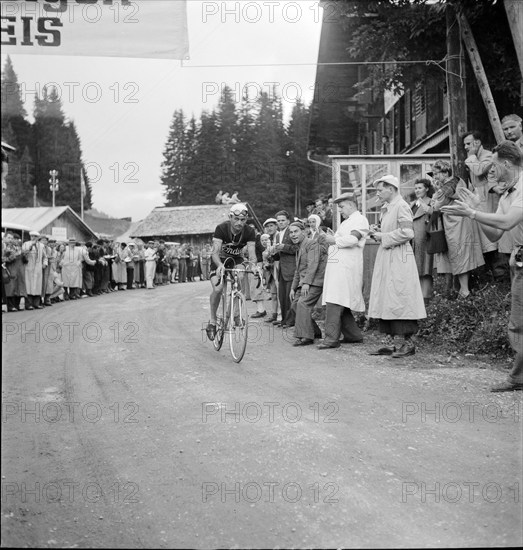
[333,192,358,204]
[29,230,40,237]
[289,220,306,230]
[263,218,278,226]
[373,174,400,189]
[501,113,522,124]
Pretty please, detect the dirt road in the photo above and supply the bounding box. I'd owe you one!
[2,282,522,548]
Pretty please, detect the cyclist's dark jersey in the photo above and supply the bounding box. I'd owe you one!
[211,221,256,269]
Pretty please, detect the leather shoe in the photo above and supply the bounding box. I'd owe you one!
[251,311,266,318]
[292,338,314,347]
[490,381,523,392]
[342,337,363,344]
[205,323,216,341]
[369,345,396,356]
[317,343,339,350]
[265,314,277,323]
[392,343,415,358]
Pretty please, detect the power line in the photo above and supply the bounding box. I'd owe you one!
[180,59,456,68]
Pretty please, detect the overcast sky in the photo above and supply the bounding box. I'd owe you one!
[2,1,323,221]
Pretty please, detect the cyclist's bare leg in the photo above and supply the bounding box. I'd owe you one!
[209,275,223,324]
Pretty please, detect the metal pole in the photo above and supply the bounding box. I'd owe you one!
[49,169,58,208]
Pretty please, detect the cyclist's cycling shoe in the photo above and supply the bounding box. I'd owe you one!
[206,322,216,341]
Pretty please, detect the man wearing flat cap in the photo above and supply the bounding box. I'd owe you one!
[60,237,95,300]
[318,193,370,349]
[368,175,426,357]
[289,220,327,346]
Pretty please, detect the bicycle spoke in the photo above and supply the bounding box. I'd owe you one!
[229,291,248,362]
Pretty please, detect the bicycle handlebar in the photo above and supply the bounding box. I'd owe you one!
[213,260,262,288]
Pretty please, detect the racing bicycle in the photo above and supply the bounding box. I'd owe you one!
[212,260,261,363]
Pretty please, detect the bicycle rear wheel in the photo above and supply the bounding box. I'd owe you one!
[213,292,226,351]
[229,291,248,362]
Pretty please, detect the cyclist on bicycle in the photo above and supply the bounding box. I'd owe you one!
[206,203,257,340]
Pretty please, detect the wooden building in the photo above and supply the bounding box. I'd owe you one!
[1,206,98,242]
[130,203,262,247]
[308,1,521,158]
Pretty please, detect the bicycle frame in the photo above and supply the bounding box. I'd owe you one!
[212,261,255,362]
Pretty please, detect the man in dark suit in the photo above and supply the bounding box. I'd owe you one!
[273,210,298,327]
[289,221,327,346]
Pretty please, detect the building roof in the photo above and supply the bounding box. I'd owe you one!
[115,220,144,243]
[308,15,365,155]
[83,212,133,240]
[1,206,97,238]
[131,204,261,238]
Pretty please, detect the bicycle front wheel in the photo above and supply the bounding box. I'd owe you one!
[229,291,248,362]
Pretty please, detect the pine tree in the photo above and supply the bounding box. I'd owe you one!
[59,121,91,212]
[2,123,34,207]
[1,55,31,150]
[161,109,187,206]
[233,90,257,202]
[285,100,319,217]
[1,56,35,207]
[32,85,90,210]
[243,91,291,219]
[216,85,238,194]
[184,110,223,204]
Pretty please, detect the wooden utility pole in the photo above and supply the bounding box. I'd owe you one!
[446,2,468,179]
[458,12,505,143]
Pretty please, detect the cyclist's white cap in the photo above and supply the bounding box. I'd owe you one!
[229,203,249,216]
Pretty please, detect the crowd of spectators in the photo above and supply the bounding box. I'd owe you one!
[1,237,213,312]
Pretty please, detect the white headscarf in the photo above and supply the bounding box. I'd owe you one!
[308,214,321,237]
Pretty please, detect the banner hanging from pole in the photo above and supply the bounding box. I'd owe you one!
[0,0,189,60]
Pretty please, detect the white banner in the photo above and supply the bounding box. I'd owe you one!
[0,0,189,59]
[51,226,67,240]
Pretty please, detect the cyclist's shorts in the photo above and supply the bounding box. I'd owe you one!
[209,258,245,280]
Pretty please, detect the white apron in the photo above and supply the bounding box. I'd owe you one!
[322,210,369,312]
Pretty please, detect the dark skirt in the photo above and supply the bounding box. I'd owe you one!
[379,319,418,336]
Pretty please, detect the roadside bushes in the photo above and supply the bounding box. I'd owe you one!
[418,277,512,358]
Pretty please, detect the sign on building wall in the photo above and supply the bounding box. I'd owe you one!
[0,0,189,59]
[51,226,67,241]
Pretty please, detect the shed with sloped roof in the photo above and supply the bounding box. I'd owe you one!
[130,204,261,246]
[1,206,98,242]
